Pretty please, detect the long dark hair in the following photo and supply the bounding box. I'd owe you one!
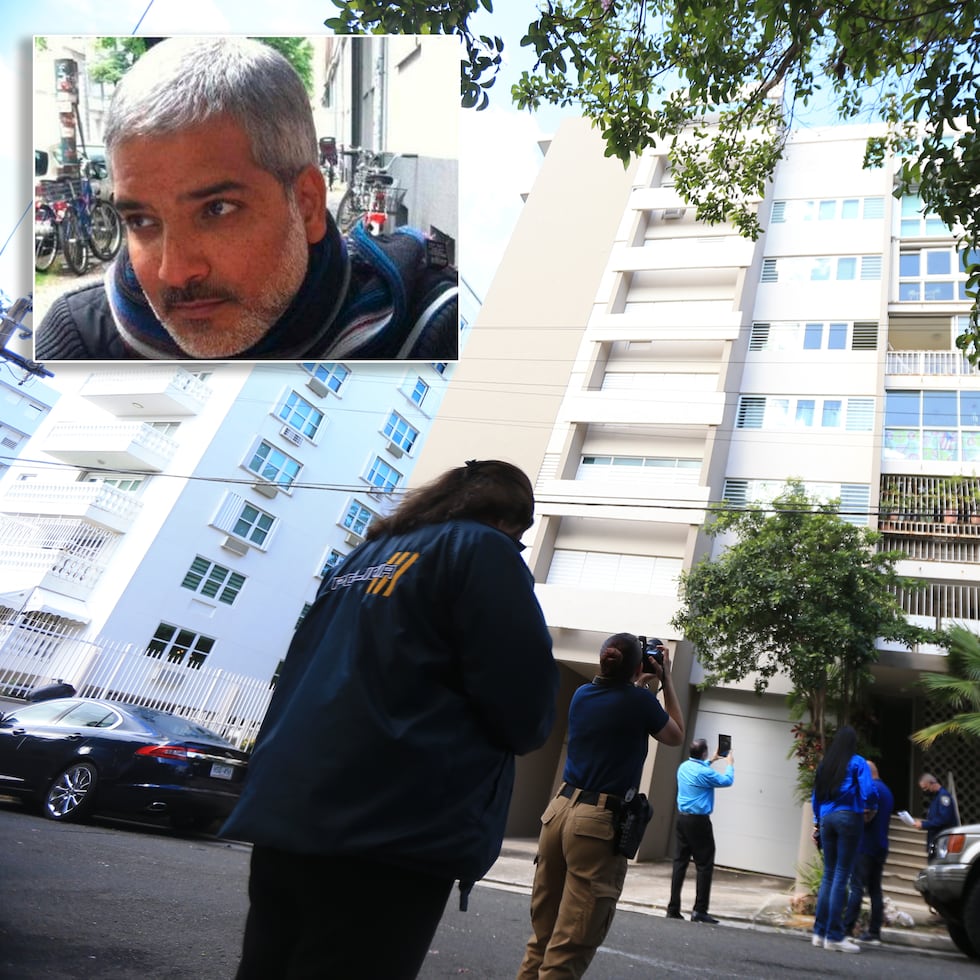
[597,632,642,685]
[365,460,534,541]
[813,725,858,802]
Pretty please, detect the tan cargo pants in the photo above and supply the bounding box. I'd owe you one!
[516,790,628,979]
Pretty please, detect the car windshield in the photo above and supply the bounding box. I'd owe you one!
[1,700,76,725]
[125,705,232,744]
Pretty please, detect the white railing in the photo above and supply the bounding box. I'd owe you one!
[886,351,980,377]
[0,481,143,523]
[0,625,272,750]
[0,546,106,594]
[81,367,213,403]
[46,421,180,460]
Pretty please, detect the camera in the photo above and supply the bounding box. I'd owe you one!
[638,635,665,674]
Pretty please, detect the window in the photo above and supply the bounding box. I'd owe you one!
[761,255,881,283]
[302,362,350,394]
[899,246,974,302]
[383,411,419,453]
[148,421,181,437]
[295,603,312,630]
[900,195,951,237]
[735,395,874,432]
[409,378,429,407]
[146,623,215,669]
[749,320,878,352]
[247,440,302,488]
[547,550,682,595]
[320,550,344,576]
[433,362,448,375]
[366,457,402,492]
[278,391,324,439]
[102,477,144,492]
[723,479,871,527]
[884,389,980,462]
[342,500,376,537]
[233,502,275,546]
[770,197,884,224]
[181,556,246,605]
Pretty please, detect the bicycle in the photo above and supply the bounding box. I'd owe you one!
[335,148,411,237]
[36,160,123,275]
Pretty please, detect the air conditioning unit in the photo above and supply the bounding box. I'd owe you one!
[280,425,303,447]
[307,377,329,398]
[221,535,250,556]
[662,207,685,220]
[252,481,278,498]
[386,441,404,459]
[345,530,363,547]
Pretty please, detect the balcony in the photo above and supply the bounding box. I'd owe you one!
[79,368,212,417]
[0,481,143,533]
[886,351,980,378]
[0,544,105,601]
[43,422,179,472]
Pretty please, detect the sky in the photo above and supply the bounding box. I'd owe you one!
[0,1,574,316]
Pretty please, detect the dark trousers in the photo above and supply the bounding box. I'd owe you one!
[844,851,887,936]
[667,812,716,915]
[236,845,454,980]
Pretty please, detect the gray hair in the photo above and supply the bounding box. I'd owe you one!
[103,36,317,186]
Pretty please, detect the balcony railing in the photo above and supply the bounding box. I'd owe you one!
[886,351,980,377]
[0,545,105,599]
[0,481,143,531]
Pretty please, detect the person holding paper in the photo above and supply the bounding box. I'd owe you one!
[913,773,959,851]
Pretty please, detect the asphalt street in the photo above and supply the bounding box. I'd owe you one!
[0,802,974,980]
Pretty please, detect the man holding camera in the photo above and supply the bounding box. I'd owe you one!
[665,737,735,923]
[516,634,683,979]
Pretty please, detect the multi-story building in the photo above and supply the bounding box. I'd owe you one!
[0,359,454,690]
[413,116,980,878]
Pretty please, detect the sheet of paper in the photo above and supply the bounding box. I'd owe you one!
[897,809,916,826]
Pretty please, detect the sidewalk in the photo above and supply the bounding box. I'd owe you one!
[487,838,956,954]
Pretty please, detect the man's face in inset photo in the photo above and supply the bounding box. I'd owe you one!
[112,114,327,358]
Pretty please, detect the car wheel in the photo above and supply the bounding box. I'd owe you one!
[963,880,980,960]
[948,921,978,959]
[43,761,98,822]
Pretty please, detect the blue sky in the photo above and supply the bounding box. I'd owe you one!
[1,2,576,308]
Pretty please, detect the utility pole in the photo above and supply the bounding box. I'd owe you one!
[0,296,54,381]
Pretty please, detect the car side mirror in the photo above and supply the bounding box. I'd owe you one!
[34,149,48,177]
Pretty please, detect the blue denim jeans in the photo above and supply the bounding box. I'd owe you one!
[813,809,863,942]
[844,851,887,936]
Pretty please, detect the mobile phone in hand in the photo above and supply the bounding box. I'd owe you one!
[717,734,732,757]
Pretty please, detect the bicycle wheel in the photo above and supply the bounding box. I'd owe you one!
[34,204,59,272]
[59,206,89,275]
[88,200,123,261]
[335,188,364,234]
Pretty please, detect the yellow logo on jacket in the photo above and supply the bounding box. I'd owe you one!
[330,551,420,597]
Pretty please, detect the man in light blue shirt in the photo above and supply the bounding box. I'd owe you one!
[665,737,734,923]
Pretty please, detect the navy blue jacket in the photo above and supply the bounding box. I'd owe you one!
[922,784,959,847]
[222,519,557,884]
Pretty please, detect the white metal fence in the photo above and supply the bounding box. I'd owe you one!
[0,621,272,750]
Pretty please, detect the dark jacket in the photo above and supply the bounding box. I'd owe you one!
[34,218,457,361]
[222,519,558,884]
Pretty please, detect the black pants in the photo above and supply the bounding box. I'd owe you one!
[236,845,454,980]
[667,813,716,915]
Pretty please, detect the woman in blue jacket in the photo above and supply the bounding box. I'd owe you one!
[224,460,558,980]
[810,725,878,953]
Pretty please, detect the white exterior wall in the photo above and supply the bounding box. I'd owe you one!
[0,360,453,684]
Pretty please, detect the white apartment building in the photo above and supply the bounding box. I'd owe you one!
[414,116,980,877]
[0,359,454,692]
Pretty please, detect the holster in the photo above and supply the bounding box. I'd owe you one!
[614,792,654,858]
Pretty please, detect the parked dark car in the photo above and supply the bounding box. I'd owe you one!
[915,822,980,959]
[0,697,248,831]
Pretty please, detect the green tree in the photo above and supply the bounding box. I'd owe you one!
[912,624,980,748]
[325,0,980,345]
[88,36,315,94]
[670,481,934,748]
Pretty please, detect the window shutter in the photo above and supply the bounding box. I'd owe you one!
[761,259,778,283]
[736,396,766,429]
[851,321,878,350]
[770,201,786,223]
[845,398,874,431]
[723,479,749,506]
[749,323,770,351]
[860,255,882,280]
[863,197,885,219]
[838,484,870,526]
[211,492,246,533]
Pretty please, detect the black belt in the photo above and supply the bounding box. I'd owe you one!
[559,783,622,811]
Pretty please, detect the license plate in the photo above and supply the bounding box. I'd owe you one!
[210,763,234,780]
